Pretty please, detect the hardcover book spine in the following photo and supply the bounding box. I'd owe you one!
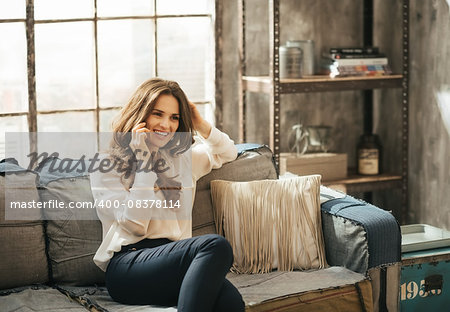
[333,57,388,66]
[329,46,379,54]
[327,53,386,59]
[329,64,392,77]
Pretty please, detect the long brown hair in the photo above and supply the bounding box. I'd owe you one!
[109,78,193,191]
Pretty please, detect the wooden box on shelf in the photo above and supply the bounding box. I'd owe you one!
[280,152,347,182]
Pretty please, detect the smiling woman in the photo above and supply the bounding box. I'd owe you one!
[88,77,243,311]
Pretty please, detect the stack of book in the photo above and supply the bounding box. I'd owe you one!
[319,47,392,78]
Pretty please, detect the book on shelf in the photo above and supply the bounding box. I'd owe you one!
[328,57,388,66]
[329,46,379,55]
[320,46,392,78]
[330,64,392,78]
[319,59,392,78]
[324,52,386,59]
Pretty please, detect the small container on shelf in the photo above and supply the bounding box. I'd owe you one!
[357,133,382,175]
[279,45,302,78]
[286,40,315,76]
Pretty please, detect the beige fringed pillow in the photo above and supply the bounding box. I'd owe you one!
[211,175,326,274]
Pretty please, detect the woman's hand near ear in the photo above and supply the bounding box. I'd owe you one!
[189,101,211,139]
[130,122,158,159]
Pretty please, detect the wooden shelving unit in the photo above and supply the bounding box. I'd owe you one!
[238,0,409,217]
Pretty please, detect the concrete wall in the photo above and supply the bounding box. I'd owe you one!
[408,0,450,229]
[220,0,450,229]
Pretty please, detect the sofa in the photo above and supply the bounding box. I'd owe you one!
[0,144,401,312]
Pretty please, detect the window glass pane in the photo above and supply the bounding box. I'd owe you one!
[37,111,96,132]
[98,20,154,108]
[100,109,120,132]
[157,17,213,102]
[35,22,95,111]
[34,0,93,20]
[37,111,97,161]
[0,0,26,19]
[97,0,154,17]
[197,102,215,125]
[0,23,28,113]
[33,132,98,161]
[156,0,212,15]
[0,115,28,160]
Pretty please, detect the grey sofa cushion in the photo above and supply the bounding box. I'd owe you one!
[0,160,49,290]
[0,286,88,312]
[193,145,278,236]
[56,286,178,312]
[36,158,104,286]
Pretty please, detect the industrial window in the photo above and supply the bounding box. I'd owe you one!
[0,0,215,158]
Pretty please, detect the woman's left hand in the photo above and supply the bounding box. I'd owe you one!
[189,101,211,139]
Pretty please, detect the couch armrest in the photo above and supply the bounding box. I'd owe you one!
[320,192,401,274]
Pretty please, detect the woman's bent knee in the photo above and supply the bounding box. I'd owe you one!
[200,234,233,265]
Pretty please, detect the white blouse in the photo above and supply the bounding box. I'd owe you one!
[90,127,237,271]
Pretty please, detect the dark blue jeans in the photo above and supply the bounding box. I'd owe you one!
[105,234,245,312]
